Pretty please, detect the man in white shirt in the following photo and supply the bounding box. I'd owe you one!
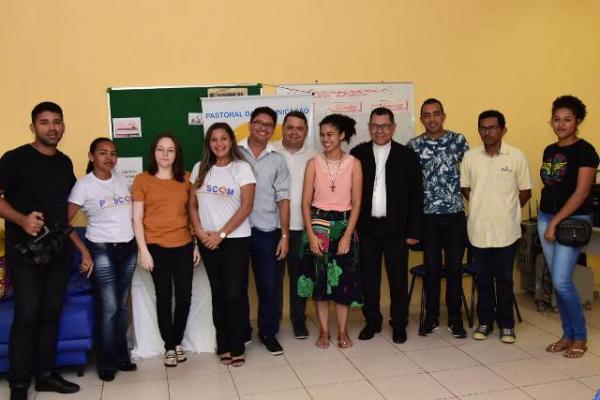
[272,111,317,339]
[461,109,532,344]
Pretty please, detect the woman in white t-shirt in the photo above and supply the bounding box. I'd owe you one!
[67,138,137,382]
[189,123,256,367]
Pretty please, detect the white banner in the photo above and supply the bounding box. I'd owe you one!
[201,95,314,143]
[277,83,415,148]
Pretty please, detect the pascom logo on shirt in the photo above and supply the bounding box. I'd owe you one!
[98,195,132,209]
[206,185,235,197]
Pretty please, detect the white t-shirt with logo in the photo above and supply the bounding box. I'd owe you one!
[190,160,256,238]
[68,172,134,243]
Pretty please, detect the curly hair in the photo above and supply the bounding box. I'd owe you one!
[319,114,356,144]
[552,95,587,122]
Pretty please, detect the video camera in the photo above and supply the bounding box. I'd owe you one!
[14,222,73,266]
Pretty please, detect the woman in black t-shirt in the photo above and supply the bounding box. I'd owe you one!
[538,95,599,358]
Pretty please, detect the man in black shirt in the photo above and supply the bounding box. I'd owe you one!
[0,102,79,400]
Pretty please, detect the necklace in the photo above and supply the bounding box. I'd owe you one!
[324,155,344,192]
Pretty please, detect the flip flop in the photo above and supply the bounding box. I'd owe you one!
[564,346,587,358]
[337,332,353,349]
[316,331,330,349]
[231,357,245,367]
[219,355,232,365]
[546,340,572,353]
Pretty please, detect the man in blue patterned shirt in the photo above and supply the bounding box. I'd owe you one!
[407,98,469,338]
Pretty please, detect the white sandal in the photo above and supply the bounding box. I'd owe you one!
[175,345,187,363]
[164,350,177,367]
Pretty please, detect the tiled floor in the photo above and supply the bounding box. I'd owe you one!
[3,292,600,399]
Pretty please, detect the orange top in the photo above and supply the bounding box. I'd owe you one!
[131,172,192,248]
[312,154,354,212]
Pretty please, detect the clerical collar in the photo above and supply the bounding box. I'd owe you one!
[372,141,392,151]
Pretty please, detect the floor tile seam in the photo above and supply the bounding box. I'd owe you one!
[577,376,600,391]
[429,361,519,398]
[236,383,307,398]
[397,343,455,354]
[417,366,476,399]
[101,375,169,386]
[283,354,347,366]
[226,363,243,399]
[343,349,408,400]
[290,369,365,388]
[487,354,572,378]
[449,337,537,366]
[514,376,579,390]
[336,333,390,397]
[402,343,484,372]
[282,351,316,400]
[166,372,173,400]
[166,367,232,380]
[456,387,535,399]
[471,359,523,391]
[475,354,535,366]
[345,350,410,363]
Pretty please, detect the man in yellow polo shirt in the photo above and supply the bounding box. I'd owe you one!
[460,110,532,344]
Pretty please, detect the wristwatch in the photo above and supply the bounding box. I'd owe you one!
[281,233,288,239]
[219,231,227,239]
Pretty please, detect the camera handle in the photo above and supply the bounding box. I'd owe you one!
[32,225,51,243]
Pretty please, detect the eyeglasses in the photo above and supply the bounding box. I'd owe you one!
[251,120,275,130]
[478,125,501,134]
[368,123,393,132]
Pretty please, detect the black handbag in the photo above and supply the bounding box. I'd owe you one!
[555,218,592,247]
[551,186,592,247]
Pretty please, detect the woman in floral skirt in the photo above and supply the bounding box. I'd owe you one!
[297,113,363,349]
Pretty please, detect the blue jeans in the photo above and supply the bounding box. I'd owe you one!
[537,211,590,340]
[250,228,283,337]
[88,239,137,371]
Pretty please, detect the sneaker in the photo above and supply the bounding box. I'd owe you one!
[164,350,177,367]
[175,345,187,362]
[293,322,309,339]
[260,335,284,355]
[419,319,439,336]
[499,328,516,344]
[472,324,492,340]
[447,322,467,339]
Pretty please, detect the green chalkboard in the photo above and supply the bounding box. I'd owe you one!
[108,85,262,171]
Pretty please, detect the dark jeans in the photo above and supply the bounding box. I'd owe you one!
[472,241,519,329]
[359,226,409,329]
[147,242,194,351]
[200,237,250,357]
[422,212,466,324]
[8,247,71,388]
[88,239,137,372]
[279,230,307,327]
[249,228,283,337]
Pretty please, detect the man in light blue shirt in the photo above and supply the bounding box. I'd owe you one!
[238,106,290,356]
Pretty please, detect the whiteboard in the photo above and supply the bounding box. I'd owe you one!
[277,82,414,150]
